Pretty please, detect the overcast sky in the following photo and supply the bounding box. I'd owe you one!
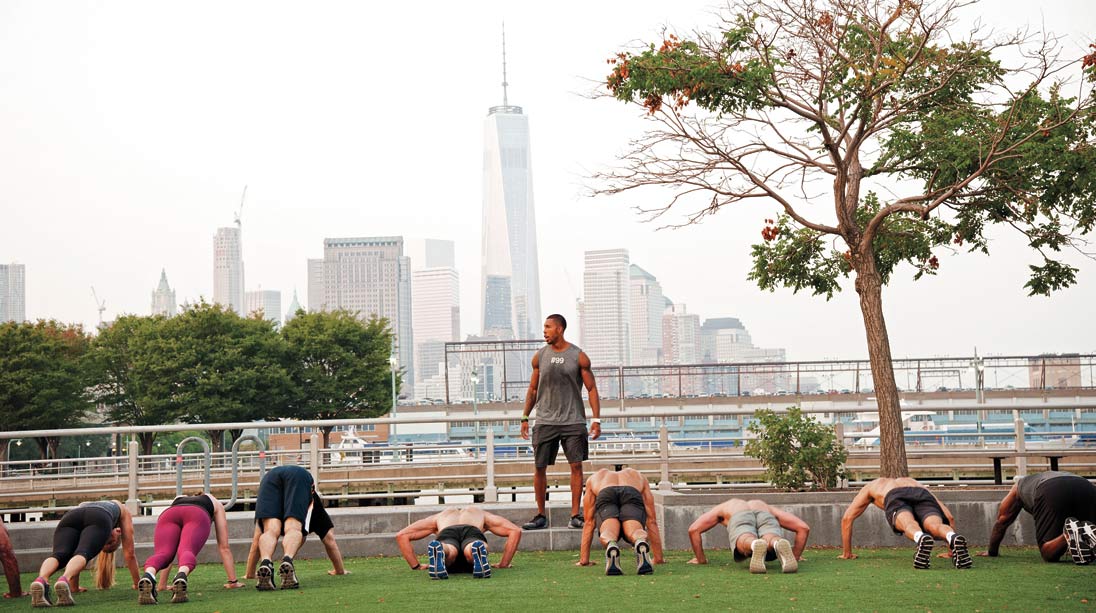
[1,0,1094,361]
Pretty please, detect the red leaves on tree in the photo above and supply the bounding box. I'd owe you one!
[761,219,780,241]
[1083,43,1096,69]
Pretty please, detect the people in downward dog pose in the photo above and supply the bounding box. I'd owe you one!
[576,468,663,575]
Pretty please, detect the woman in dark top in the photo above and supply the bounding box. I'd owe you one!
[137,492,241,604]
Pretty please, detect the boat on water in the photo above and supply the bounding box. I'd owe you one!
[850,411,1080,448]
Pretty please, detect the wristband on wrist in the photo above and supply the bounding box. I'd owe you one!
[590,418,601,424]
[520,415,529,422]
[411,563,422,570]
[227,578,239,583]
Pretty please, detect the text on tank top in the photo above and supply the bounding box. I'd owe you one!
[533,344,586,425]
[1017,470,1074,510]
[79,501,121,528]
[171,494,216,520]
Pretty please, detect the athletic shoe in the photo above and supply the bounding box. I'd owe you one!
[569,515,584,529]
[914,534,934,569]
[950,534,973,569]
[138,572,158,605]
[774,538,798,574]
[749,539,767,574]
[605,542,623,576]
[278,559,299,590]
[53,579,74,607]
[1080,520,1096,550]
[635,539,654,575]
[171,572,188,603]
[256,560,276,591]
[471,540,492,579]
[30,579,52,608]
[1064,517,1095,565]
[523,514,548,530]
[427,540,448,579]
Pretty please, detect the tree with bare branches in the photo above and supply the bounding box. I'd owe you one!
[597,0,1096,476]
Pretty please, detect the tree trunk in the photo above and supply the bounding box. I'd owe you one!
[322,426,333,449]
[139,433,156,456]
[206,430,225,453]
[854,256,910,477]
[0,439,8,476]
[35,437,60,460]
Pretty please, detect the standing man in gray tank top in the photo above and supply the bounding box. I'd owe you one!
[520,314,602,530]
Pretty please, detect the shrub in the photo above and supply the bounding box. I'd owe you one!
[744,407,847,490]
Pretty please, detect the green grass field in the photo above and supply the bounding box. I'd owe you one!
[14,548,1095,612]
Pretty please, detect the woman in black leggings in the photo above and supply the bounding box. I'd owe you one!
[29,500,140,608]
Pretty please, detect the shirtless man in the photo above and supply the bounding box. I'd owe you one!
[840,477,971,569]
[686,498,809,574]
[396,506,521,579]
[576,468,664,576]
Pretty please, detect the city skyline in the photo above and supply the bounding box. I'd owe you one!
[2,1,1095,361]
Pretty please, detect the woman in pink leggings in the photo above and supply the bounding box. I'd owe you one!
[137,493,240,605]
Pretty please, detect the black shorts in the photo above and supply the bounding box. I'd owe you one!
[256,466,314,526]
[532,423,588,468]
[52,506,114,565]
[437,524,487,574]
[594,486,647,528]
[883,487,944,534]
[1030,475,1096,545]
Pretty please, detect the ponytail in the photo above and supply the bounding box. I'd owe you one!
[94,551,116,589]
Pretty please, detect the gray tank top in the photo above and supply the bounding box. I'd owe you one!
[1017,470,1073,510]
[80,500,121,527]
[532,344,586,425]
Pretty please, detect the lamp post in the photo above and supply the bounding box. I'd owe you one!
[470,369,480,457]
[389,354,399,440]
[970,350,985,404]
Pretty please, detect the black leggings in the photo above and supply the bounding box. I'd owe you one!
[52,507,114,566]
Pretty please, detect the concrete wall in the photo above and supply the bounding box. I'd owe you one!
[5,489,1037,570]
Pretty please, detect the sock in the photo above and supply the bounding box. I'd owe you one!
[261,558,272,567]
[35,576,46,585]
[607,540,618,550]
[282,555,293,564]
[57,576,69,584]
[945,531,956,545]
[913,531,924,542]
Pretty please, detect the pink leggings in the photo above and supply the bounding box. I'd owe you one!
[144,505,212,571]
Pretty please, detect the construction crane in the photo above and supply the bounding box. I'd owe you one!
[234,185,247,229]
[90,286,105,328]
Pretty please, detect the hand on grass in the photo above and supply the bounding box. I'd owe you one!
[497,563,512,569]
[937,550,953,559]
[686,557,705,565]
[3,592,27,598]
[224,580,245,589]
[838,553,857,560]
[75,587,87,593]
[328,569,351,576]
[575,560,593,567]
[976,551,995,557]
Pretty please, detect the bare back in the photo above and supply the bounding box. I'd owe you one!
[864,477,926,509]
[587,468,649,495]
[435,507,487,531]
[710,498,751,525]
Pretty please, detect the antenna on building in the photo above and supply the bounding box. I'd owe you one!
[234,185,247,229]
[501,22,509,107]
[91,286,105,328]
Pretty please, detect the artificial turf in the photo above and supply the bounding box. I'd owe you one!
[12,547,1095,612]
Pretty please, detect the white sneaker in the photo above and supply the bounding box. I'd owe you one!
[749,539,767,574]
[774,538,797,573]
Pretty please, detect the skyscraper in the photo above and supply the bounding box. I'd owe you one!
[322,236,414,395]
[151,269,177,317]
[213,227,244,314]
[480,29,542,340]
[0,263,26,323]
[412,266,460,398]
[629,264,664,365]
[579,249,631,366]
[245,289,282,326]
[306,258,325,312]
[284,290,303,323]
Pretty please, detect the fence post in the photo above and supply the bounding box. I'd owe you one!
[126,439,140,515]
[658,423,671,491]
[1014,417,1028,477]
[485,428,498,503]
[310,434,321,486]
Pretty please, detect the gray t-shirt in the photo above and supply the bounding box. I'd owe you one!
[532,343,586,425]
[1017,470,1074,510]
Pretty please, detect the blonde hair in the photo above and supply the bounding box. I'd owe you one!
[94,551,116,589]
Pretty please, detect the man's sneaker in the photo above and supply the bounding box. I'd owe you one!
[774,538,798,573]
[569,515,584,529]
[635,539,654,575]
[749,539,768,574]
[914,534,934,569]
[1080,520,1096,550]
[53,579,74,607]
[138,572,158,605]
[471,540,492,579]
[30,579,52,608]
[1064,517,1095,565]
[170,572,189,603]
[427,540,448,579]
[950,535,973,569]
[523,514,547,530]
[278,558,299,590]
[605,542,623,576]
[255,560,276,591]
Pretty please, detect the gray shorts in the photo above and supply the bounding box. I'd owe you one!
[728,510,781,562]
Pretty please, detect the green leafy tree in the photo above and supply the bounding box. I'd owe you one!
[167,302,296,451]
[282,310,398,448]
[745,408,847,490]
[90,314,181,455]
[598,0,1096,476]
[0,321,94,460]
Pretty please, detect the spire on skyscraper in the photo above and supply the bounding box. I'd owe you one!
[501,22,509,107]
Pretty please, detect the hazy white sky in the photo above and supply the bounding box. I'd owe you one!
[1,0,1094,361]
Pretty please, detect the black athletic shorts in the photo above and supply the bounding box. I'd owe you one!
[437,524,487,574]
[883,486,944,534]
[532,423,588,468]
[256,465,314,526]
[52,506,115,565]
[594,485,647,528]
[1030,475,1096,545]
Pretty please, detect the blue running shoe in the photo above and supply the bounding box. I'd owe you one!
[427,540,448,579]
[471,540,492,579]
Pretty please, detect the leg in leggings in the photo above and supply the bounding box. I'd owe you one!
[144,507,184,573]
[175,508,212,573]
